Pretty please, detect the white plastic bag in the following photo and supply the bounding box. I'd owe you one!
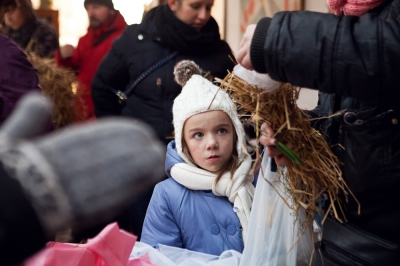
[233,65,280,92]
[240,154,313,266]
[130,242,241,266]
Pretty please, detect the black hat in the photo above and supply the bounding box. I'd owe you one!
[84,0,114,10]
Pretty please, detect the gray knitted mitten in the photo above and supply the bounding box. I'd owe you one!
[0,93,165,237]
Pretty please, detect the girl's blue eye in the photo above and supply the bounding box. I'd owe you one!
[194,133,203,139]
[217,129,227,134]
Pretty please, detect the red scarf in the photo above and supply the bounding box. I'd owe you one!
[87,12,120,43]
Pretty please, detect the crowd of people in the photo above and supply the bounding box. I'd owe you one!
[1,0,399,265]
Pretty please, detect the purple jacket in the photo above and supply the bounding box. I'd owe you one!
[0,35,41,123]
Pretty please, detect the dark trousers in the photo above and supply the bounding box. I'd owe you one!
[128,186,154,241]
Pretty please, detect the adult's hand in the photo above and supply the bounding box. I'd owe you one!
[260,123,290,167]
[237,24,257,70]
[59,44,75,59]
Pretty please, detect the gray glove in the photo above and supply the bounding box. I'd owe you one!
[0,92,165,237]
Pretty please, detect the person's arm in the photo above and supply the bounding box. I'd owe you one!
[240,2,400,101]
[92,27,131,117]
[55,32,92,70]
[55,35,87,70]
[55,45,76,69]
[141,182,183,248]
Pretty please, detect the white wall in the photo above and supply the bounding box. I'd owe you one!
[305,0,328,12]
[211,0,225,39]
[226,0,241,56]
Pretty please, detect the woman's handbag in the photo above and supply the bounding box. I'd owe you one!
[313,217,400,266]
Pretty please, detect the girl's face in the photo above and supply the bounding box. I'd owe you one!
[168,0,214,31]
[183,110,235,172]
[4,1,25,30]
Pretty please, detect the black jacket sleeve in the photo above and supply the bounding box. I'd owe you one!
[0,164,47,265]
[92,27,131,118]
[253,0,400,105]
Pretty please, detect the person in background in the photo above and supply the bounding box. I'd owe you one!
[55,0,126,122]
[0,34,40,124]
[141,60,254,255]
[92,0,235,240]
[0,0,58,58]
[237,0,400,265]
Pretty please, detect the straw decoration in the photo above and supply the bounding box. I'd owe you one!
[27,54,86,129]
[216,71,360,230]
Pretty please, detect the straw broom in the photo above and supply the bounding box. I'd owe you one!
[216,71,360,231]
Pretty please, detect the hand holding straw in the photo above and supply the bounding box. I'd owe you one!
[260,129,301,165]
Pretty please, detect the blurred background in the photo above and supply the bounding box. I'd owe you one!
[23,0,328,50]
[1,0,329,109]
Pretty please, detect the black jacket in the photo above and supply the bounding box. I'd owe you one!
[251,0,400,245]
[92,5,234,145]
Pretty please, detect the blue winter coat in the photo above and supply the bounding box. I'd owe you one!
[141,141,244,255]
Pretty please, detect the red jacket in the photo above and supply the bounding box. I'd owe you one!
[55,11,126,121]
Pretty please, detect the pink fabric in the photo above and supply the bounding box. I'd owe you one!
[24,222,154,266]
[326,0,386,16]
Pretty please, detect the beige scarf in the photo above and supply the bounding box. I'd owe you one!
[170,153,255,243]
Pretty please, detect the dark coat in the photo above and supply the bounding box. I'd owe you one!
[251,0,400,245]
[92,5,235,146]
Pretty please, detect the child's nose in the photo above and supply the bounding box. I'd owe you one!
[206,135,219,150]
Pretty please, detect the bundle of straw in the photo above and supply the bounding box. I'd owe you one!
[217,71,360,230]
[27,54,85,129]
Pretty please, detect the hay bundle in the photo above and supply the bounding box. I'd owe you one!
[217,71,360,229]
[27,54,84,129]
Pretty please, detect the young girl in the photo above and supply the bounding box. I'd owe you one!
[141,61,255,256]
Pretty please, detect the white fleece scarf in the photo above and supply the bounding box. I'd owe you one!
[170,153,255,243]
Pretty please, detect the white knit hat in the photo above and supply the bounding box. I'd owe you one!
[172,61,246,165]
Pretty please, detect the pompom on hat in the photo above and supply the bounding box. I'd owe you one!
[172,60,247,165]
